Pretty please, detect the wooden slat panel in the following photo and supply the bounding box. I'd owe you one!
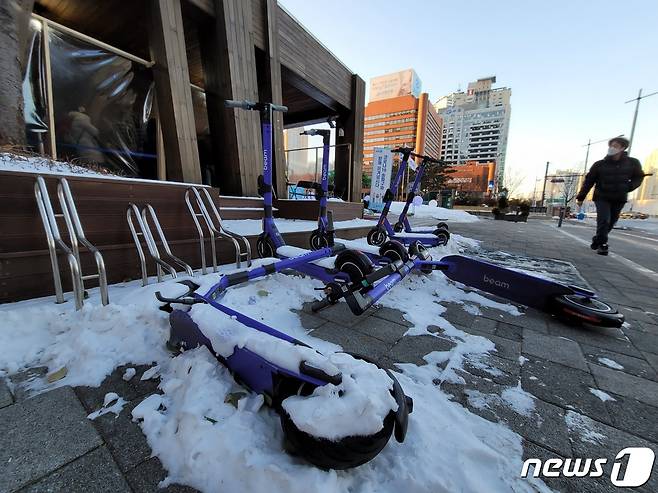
[149,0,202,183]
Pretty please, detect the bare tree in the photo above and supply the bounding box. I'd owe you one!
[501,168,526,198]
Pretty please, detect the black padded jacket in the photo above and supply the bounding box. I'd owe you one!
[576,152,644,203]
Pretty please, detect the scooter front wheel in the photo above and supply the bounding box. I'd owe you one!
[379,240,409,263]
[335,249,374,284]
[436,222,449,231]
[367,227,387,246]
[433,228,450,246]
[393,221,404,233]
[256,235,277,258]
[309,230,329,250]
[550,294,624,327]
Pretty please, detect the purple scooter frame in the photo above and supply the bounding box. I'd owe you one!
[367,149,450,247]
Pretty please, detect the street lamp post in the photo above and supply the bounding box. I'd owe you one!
[540,161,549,208]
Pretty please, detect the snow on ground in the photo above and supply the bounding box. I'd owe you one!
[1,152,113,177]
[589,388,616,402]
[616,217,658,234]
[0,234,550,493]
[387,201,480,223]
[222,218,372,235]
[597,357,624,370]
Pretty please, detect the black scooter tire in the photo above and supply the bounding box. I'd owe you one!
[309,230,329,251]
[436,222,449,231]
[379,240,409,263]
[550,294,624,328]
[335,249,374,284]
[256,235,276,258]
[280,409,395,470]
[393,221,404,233]
[433,228,450,245]
[367,227,387,246]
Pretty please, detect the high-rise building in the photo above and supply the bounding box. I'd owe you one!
[363,78,443,177]
[434,76,511,186]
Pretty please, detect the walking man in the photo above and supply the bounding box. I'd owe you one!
[576,136,644,255]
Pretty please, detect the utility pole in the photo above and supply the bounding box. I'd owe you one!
[625,88,658,153]
[540,161,549,208]
[582,135,625,174]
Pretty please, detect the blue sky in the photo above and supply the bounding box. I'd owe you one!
[279,0,658,194]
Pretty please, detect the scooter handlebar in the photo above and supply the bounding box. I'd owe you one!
[410,152,444,165]
[225,99,257,110]
[391,147,414,155]
[224,100,288,112]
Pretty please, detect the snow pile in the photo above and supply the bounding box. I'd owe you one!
[388,201,479,223]
[0,236,551,492]
[589,388,616,402]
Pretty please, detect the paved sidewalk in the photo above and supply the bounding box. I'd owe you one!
[2,216,657,492]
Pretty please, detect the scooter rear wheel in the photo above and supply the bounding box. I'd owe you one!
[433,228,450,246]
[309,230,329,250]
[335,249,374,284]
[436,222,449,231]
[550,294,624,327]
[256,234,277,258]
[367,227,387,246]
[393,221,404,233]
[379,240,409,263]
[280,409,395,470]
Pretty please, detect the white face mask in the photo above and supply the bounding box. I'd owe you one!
[607,146,622,156]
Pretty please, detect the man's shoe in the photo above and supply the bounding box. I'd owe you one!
[590,236,600,250]
[597,244,609,256]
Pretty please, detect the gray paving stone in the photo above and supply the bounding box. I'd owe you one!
[565,411,658,493]
[351,316,408,345]
[471,315,498,334]
[522,330,588,371]
[495,321,524,342]
[470,331,521,361]
[618,306,658,325]
[0,386,103,493]
[312,300,375,327]
[370,306,413,327]
[308,322,392,361]
[513,309,551,334]
[462,353,520,387]
[388,334,455,366]
[18,446,131,493]
[90,398,155,472]
[632,320,658,334]
[125,457,199,493]
[580,344,657,381]
[1,378,13,408]
[9,367,48,402]
[520,356,612,425]
[442,371,572,457]
[74,367,141,413]
[589,363,658,408]
[551,319,641,355]
[437,302,477,328]
[294,310,327,330]
[644,351,658,374]
[625,329,658,356]
[604,393,658,444]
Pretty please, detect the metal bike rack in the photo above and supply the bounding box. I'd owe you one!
[185,186,252,273]
[34,176,109,310]
[127,203,194,285]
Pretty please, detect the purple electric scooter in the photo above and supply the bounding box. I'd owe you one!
[367,148,451,247]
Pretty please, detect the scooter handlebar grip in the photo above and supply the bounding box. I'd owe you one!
[391,147,414,154]
[271,103,288,112]
[224,99,256,110]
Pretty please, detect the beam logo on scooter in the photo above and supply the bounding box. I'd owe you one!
[483,274,510,290]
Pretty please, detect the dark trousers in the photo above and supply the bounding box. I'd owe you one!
[594,200,625,244]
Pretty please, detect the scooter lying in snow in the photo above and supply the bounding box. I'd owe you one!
[156,275,413,470]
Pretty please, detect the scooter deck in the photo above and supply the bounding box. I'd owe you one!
[440,255,573,310]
